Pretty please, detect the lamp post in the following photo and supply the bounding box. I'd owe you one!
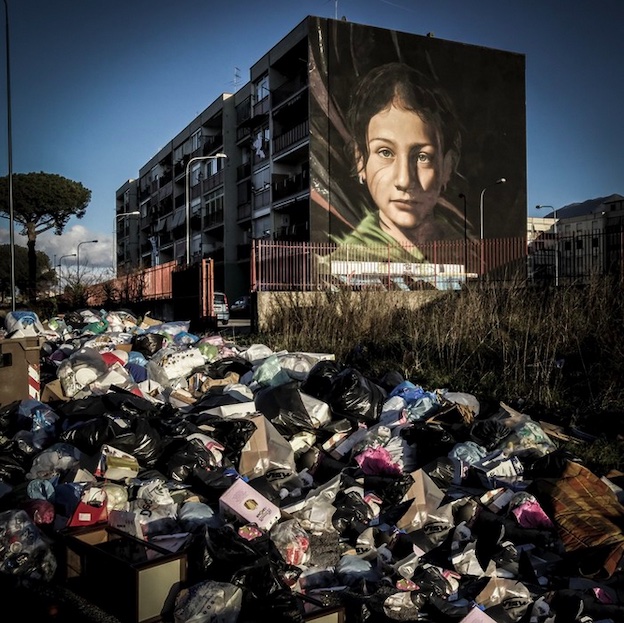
[536,204,558,286]
[3,0,15,311]
[58,253,76,296]
[76,240,98,283]
[114,211,140,277]
[459,193,468,274]
[185,153,227,265]
[479,177,506,276]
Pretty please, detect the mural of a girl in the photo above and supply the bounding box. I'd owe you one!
[333,62,470,260]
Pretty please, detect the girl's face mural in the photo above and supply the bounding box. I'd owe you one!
[358,102,452,240]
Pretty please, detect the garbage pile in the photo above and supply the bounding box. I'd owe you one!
[1,308,624,623]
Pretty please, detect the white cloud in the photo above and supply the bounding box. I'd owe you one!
[0,223,114,272]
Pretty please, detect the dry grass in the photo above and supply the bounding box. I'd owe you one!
[257,276,624,428]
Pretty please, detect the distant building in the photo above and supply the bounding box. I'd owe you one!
[528,194,624,282]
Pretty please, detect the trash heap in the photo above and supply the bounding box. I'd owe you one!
[1,308,624,623]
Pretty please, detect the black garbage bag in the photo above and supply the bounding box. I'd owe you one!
[233,556,305,623]
[191,412,257,466]
[205,355,253,379]
[101,391,161,419]
[363,473,414,509]
[196,524,280,582]
[197,525,304,622]
[470,418,512,450]
[332,489,375,535]
[327,368,386,424]
[400,421,458,468]
[190,390,248,412]
[187,466,238,507]
[255,381,320,437]
[301,360,342,401]
[0,448,28,485]
[156,437,222,483]
[59,416,114,455]
[340,584,427,623]
[131,332,165,357]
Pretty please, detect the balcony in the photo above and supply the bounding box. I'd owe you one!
[237,202,251,221]
[236,96,252,126]
[252,140,270,165]
[252,95,270,119]
[202,169,224,193]
[205,208,224,229]
[236,126,251,144]
[202,135,223,154]
[237,161,251,181]
[238,183,251,206]
[273,120,309,156]
[273,169,309,202]
[272,73,308,108]
[253,187,271,209]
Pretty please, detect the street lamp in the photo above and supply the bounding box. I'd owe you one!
[185,153,227,265]
[76,240,98,283]
[459,193,468,274]
[536,204,559,286]
[114,211,140,277]
[3,0,15,310]
[58,253,76,296]
[479,177,507,275]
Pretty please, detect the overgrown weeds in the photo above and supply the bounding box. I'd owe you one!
[257,276,624,436]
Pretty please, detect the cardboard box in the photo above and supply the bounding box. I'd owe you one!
[219,477,281,531]
[62,525,187,623]
[41,378,70,403]
[304,605,346,622]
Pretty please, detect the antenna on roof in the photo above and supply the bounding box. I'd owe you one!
[233,67,241,90]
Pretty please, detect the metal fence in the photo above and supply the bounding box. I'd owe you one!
[87,260,176,306]
[251,238,528,292]
[251,232,624,292]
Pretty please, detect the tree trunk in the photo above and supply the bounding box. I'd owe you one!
[27,223,37,304]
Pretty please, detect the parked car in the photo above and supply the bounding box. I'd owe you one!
[230,295,251,317]
[213,291,230,325]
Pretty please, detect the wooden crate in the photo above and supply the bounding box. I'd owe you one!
[61,525,187,623]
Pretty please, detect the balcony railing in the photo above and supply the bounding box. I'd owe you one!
[273,169,309,201]
[202,169,224,193]
[205,209,224,228]
[273,120,309,155]
[237,162,251,181]
[272,73,307,108]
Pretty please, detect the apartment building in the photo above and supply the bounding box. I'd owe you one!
[115,18,311,301]
[116,16,527,301]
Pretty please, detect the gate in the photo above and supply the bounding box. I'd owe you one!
[172,258,215,330]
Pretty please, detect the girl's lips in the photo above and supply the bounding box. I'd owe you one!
[391,199,420,208]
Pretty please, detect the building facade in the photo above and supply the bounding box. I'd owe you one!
[116,16,527,302]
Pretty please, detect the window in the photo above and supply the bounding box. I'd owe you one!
[255,75,269,102]
[205,191,223,225]
[190,163,201,186]
[191,129,202,152]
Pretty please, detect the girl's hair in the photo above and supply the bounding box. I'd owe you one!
[346,62,462,175]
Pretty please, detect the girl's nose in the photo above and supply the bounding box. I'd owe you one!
[394,157,417,190]
[395,154,421,191]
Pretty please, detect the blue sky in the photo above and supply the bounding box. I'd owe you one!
[0,0,622,270]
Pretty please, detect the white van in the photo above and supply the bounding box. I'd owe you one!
[213,291,230,325]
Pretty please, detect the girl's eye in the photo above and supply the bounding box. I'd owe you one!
[417,152,434,164]
[378,148,394,159]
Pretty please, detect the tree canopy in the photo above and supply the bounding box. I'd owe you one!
[0,172,91,239]
[0,172,91,302]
